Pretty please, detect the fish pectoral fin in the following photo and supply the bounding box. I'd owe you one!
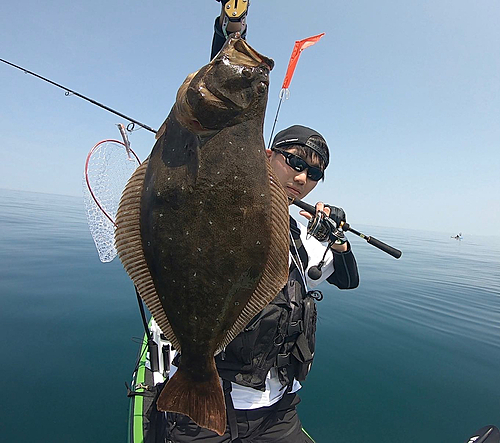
[157,359,226,436]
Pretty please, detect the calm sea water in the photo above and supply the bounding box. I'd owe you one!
[1,188,499,442]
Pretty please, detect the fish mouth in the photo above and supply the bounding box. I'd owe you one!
[229,35,274,71]
[214,33,274,71]
[202,35,273,107]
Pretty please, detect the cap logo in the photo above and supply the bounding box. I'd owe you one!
[276,138,299,146]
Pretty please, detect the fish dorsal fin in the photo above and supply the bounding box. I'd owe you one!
[217,158,290,353]
[114,158,181,351]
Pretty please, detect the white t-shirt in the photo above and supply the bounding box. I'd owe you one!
[291,217,335,291]
[168,364,301,409]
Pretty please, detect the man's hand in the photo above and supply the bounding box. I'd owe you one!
[300,202,348,252]
[324,204,346,228]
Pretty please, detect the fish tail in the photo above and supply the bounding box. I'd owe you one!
[157,358,226,436]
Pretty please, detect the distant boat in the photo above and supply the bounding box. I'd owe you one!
[451,232,463,240]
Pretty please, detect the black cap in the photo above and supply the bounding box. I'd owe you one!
[272,125,329,168]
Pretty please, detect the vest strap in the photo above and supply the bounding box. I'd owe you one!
[223,379,239,441]
[287,319,303,335]
[276,352,291,368]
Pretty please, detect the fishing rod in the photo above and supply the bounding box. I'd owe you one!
[267,89,289,149]
[292,198,402,259]
[0,58,157,134]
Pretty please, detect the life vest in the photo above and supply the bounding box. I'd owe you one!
[216,218,321,390]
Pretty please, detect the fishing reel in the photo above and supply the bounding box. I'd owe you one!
[293,198,403,261]
[306,206,347,245]
[305,206,347,281]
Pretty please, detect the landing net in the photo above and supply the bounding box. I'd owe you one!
[83,139,141,262]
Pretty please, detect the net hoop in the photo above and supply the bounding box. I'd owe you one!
[83,139,141,262]
[84,139,141,226]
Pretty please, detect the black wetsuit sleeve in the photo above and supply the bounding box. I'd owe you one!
[326,243,359,289]
[211,17,226,59]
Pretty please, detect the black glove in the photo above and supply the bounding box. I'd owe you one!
[325,205,346,228]
[306,205,347,244]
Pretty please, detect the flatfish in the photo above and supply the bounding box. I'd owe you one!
[115,35,289,435]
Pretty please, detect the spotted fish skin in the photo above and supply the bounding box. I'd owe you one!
[116,35,289,435]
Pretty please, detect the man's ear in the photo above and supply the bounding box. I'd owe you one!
[266,149,272,159]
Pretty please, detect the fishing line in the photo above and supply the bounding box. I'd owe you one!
[0,58,157,134]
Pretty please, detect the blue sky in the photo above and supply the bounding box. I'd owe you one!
[1,0,498,235]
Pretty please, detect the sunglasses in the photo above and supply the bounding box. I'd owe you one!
[271,148,324,181]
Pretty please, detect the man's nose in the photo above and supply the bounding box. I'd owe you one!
[293,170,308,184]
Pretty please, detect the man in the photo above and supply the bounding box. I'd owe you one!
[162,3,359,442]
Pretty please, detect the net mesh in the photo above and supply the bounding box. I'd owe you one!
[83,140,140,263]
